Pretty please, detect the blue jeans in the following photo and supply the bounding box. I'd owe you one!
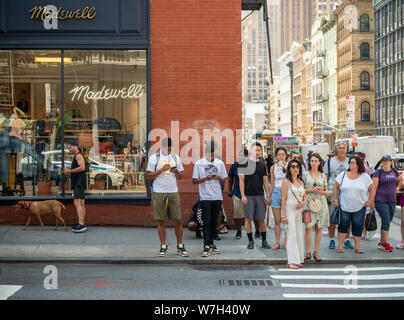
[375,201,396,231]
[339,207,366,237]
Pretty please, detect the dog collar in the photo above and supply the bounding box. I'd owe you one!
[27,201,32,209]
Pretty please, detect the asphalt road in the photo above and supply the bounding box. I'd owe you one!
[1,263,404,301]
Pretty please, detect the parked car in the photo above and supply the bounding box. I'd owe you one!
[51,155,124,189]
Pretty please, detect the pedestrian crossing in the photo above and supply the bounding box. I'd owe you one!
[0,285,22,300]
[270,266,404,299]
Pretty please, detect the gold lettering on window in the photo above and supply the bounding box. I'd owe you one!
[29,6,96,21]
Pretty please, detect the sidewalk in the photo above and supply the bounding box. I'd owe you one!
[0,215,403,264]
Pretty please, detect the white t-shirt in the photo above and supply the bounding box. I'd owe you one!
[147,152,184,193]
[335,172,373,212]
[192,158,228,201]
[324,157,349,196]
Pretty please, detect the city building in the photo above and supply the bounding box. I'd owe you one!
[0,0,242,225]
[268,76,281,132]
[335,0,375,138]
[312,0,343,21]
[291,42,311,143]
[278,0,312,58]
[304,50,314,144]
[374,0,404,152]
[278,50,294,136]
[320,13,339,147]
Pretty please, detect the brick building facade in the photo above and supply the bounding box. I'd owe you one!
[0,0,242,226]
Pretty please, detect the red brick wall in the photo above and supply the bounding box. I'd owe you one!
[0,0,242,226]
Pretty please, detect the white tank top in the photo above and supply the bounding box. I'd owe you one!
[274,162,287,188]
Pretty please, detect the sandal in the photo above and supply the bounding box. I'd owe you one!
[288,264,299,269]
[304,252,311,261]
[336,248,344,253]
[272,243,281,250]
[296,263,304,267]
[313,251,322,262]
[355,248,364,254]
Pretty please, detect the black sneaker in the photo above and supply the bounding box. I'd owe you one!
[70,224,80,230]
[236,230,242,239]
[209,245,221,254]
[247,240,255,249]
[159,246,167,257]
[72,224,87,233]
[255,230,261,239]
[262,240,271,249]
[201,246,211,257]
[177,245,189,257]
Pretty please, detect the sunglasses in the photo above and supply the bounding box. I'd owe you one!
[290,165,300,169]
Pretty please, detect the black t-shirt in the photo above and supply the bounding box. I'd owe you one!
[239,159,267,196]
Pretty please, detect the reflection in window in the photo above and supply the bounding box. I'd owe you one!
[0,50,147,198]
[361,101,371,122]
[360,71,371,90]
[360,43,370,60]
[360,14,370,32]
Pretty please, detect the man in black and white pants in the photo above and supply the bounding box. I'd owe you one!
[192,141,228,257]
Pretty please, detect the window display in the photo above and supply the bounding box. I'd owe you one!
[0,50,147,198]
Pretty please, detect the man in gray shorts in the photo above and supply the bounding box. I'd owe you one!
[239,142,271,249]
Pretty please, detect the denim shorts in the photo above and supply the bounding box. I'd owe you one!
[271,187,282,209]
[339,207,366,237]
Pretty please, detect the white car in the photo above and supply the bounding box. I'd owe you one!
[51,156,124,189]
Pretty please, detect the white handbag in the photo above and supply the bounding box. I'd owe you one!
[309,198,322,213]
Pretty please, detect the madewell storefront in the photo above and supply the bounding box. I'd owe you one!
[0,0,150,212]
[0,0,242,226]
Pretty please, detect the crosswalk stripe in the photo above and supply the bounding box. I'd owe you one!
[276,267,404,272]
[283,292,404,299]
[281,283,404,289]
[271,273,404,280]
[0,285,23,300]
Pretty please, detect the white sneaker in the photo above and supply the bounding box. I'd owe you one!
[366,230,376,240]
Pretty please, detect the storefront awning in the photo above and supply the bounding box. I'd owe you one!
[242,0,263,11]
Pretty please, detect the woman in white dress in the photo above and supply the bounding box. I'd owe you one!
[281,159,307,269]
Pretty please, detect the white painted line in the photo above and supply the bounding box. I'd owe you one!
[0,285,23,300]
[281,283,404,289]
[271,273,404,280]
[283,292,404,299]
[276,267,404,272]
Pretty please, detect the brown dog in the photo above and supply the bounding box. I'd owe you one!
[15,200,67,231]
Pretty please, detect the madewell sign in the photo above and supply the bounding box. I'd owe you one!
[69,84,144,104]
[29,6,96,21]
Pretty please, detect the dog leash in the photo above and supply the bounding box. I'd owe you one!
[27,201,32,209]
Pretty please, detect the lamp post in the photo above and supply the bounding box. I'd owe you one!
[286,61,293,136]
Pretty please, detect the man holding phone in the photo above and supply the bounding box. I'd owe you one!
[193,140,228,257]
[145,137,188,257]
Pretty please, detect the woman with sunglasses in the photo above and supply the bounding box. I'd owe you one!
[290,149,307,172]
[281,159,307,269]
[302,153,329,262]
[269,147,288,250]
[372,155,403,252]
[333,156,376,254]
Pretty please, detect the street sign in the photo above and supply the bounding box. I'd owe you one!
[346,95,355,132]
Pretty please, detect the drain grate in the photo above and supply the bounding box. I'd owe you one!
[220,279,278,287]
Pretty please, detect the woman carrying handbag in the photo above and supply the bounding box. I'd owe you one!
[302,153,329,262]
[333,156,375,254]
[281,159,307,270]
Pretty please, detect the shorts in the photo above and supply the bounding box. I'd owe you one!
[270,187,282,209]
[232,195,244,219]
[244,195,266,220]
[152,192,181,220]
[73,186,85,200]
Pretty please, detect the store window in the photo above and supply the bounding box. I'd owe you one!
[0,50,147,198]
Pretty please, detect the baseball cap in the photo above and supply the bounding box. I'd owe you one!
[68,140,80,147]
[290,149,300,154]
[382,155,392,161]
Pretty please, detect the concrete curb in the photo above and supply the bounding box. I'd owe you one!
[1,257,404,265]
